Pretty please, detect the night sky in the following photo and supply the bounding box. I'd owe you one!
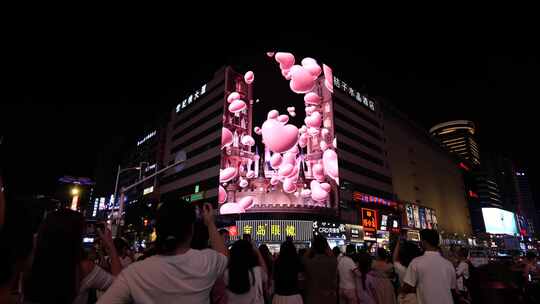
[2,34,538,204]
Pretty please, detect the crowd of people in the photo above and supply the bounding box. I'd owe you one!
[1,195,539,304]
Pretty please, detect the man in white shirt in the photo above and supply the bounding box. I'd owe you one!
[402,229,456,304]
[98,201,228,304]
[337,245,357,304]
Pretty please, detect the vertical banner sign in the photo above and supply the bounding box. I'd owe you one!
[362,208,378,232]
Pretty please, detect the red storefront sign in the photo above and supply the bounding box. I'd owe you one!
[362,208,378,232]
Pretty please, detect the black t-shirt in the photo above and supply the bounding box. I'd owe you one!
[273,258,302,296]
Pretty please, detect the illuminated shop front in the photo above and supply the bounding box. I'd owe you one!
[402,202,438,242]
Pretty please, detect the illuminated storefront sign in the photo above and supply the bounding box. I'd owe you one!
[362,208,378,232]
[313,221,346,240]
[407,230,421,242]
[233,220,313,242]
[145,164,156,172]
[333,76,375,111]
[176,83,208,113]
[353,192,398,208]
[137,130,157,146]
[404,203,437,230]
[143,186,154,195]
[346,224,364,243]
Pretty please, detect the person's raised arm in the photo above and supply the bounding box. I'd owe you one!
[202,203,228,256]
[98,227,122,276]
[393,240,401,263]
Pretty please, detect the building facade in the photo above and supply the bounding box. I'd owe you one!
[430,120,480,167]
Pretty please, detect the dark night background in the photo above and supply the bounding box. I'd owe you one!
[1,33,538,205]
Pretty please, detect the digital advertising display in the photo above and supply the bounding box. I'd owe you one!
[218,52,339,215]
[482,207,519,235]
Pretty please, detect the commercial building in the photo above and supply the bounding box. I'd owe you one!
[384,105,472,238]
[430,120,480,167]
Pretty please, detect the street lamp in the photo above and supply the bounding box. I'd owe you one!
[70,187,80,211]
[111,164,146,235]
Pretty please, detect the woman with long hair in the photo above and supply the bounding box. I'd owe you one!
[25,209,121,304]
[273,240,303,304]
[302,235,337,304]
[259,244,274,303]
[354,251,397,304]
[224,239,267,304]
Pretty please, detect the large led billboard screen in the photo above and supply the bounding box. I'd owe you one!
[218,52,339,214]
[481,207,518,235]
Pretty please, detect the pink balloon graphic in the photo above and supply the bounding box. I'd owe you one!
[320,183,331,192]
[312,163,325,181]
[310,180,329,201]
[323,64,334,93]
[277,114,289,124]
[304,63,322,78]
[289,112,296,117]
[239,196,254,209]
[289,66,316,94]
[220,203,244,214]
[308,127,320,137]
[254,126,262,135]
[261,119,299,153]
[287,106,295,112]
[333,137,337,148]
[270,153,283,169]
[220,167,237,183]
[301,57,317,66]
[283,178,297,193]
[320,140,328,151]
[321,128,329,138]
[270,176,280,185]
[244,71,254,84]
[239,179,248,188]
[241,135,255,146]
[267,110,279,119]
[304,111,322,128]
[218,186,227,204]
[275,52,295,69]
[301,189,312,198]
[246,170,255,179]
[304,92,321,105]
[278,163,294,177]
[267,52,275,57]
[228,99,246,113]
[227,92,240,103]
[323,149,339,179]
[222,128,233,148]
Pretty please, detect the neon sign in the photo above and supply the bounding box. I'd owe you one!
[353,192,398,208]
[333,76,375,111]
[362,208,378,232]
[137,131,156,146]
[176,83,208,113]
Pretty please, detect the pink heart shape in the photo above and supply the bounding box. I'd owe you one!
[289,112,296,117]
[301,58,322,77]
[278,163,294,177]
[222,128,233,148]
[301,57,317,66]
[323,149,339,179]
[261,119,299,153]
[304,111,322,128]
[289,66,316,94]
[283,178,297,193]
[246,170,255,179]
[275,52,295,69]
[254,126,262,135]
[323,64,334,93]
[244,71,254,84]
[218,185,227,204]
[270,153,283,169]
[277,114,289,124]
[320,183,331,192]
[304,92,321,105]
[310,180,329,201]
[239,179,248,188]
[220,202,244,214]
[220,167,237,183]
[287,106,295,112]
[267,110,279,119]
[228,99,246,113]
[241,135,255,146]
[227,92,240,103]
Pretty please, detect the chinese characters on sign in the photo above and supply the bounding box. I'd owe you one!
[362,208,378,232]
[137,130,156,146]
[333,76,375,111]
[234,220,312,242]
[176,83,208,113]
[313,221,346,240]
[353,192,398,208]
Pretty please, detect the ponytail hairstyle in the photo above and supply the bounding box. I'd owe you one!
[155,199,195,254]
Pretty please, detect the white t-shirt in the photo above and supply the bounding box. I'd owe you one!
[403,251,456,304]
[393,261,407,286]
[73,265,114,304]
[97,249,228,304]
[455,261,469,292]
[223,266,266,304]
[337,255,356,290]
